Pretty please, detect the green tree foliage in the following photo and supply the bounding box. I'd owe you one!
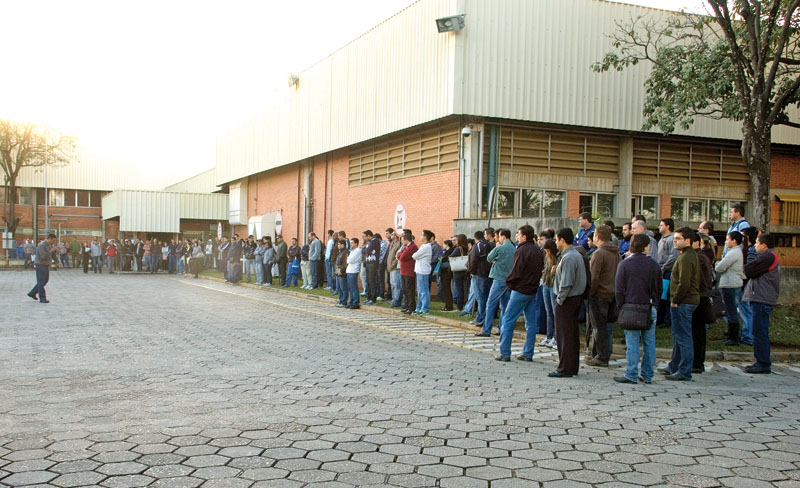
[593,1,800,229]
[0,120,77,234]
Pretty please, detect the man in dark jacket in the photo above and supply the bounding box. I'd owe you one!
[363,230,381,305]
[468,231,491,325]
[742,234,780,374]
[495,225,543,362]
[28,234,56,303]
[227,235,242,278]
[661,227,700,381]
[585,225,620,367]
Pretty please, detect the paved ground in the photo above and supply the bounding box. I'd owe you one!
[1,269,799,488]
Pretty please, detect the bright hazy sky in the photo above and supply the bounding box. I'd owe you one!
[1,0,709,188]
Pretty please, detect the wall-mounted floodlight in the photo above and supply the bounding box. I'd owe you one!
[288,73,299,87]
[436,14,466,33]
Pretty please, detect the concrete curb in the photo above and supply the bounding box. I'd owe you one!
[195,274,798,363]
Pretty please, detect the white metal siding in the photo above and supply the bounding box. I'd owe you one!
[101,191,119,219]
[117,191,180,233]
[165,169,219,193]
[215,0,459,186]
[458,0,798,144]
[179,193,228,220]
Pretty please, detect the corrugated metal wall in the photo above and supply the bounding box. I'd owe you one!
[215,0,459,186]
[118,191,180,233]
[458,0,799,144]
[164,169,219,193]
[179,193,228,220]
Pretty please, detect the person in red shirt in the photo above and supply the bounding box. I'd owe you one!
[106,240,118,274]
[396,233,418,315]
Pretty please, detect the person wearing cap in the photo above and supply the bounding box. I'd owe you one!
[691,231,715,374]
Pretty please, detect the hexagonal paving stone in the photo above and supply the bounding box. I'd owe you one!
[168,436,211,447]
[143,464,195,478]
[336,442,378,454]
[240,467,290,481]
[260,447,307,460]
[149,476,204,488]
[442,455,486,468]
[335,471,387,485]
[320,460,368,473]
[439,476,489,488]
[515,467,564,482]
[93,451,141,463]
[50,470,107,487]
[216,446,263,458]
[1,470,58,486]
[191,466,241,479]
[183,454,229,468]
[3,449,51,462]
[137,453,186,466]
[306,449,350,462]
[3,459,56,473]
[201,479,253,488]
[100,474,154,487]
[174,445,218,457]
[368,462,415,475]
[287,469,337,483]
[51,459,101,474]
[96,461,148,476]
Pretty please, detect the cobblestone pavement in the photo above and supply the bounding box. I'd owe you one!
[1,269,799,488]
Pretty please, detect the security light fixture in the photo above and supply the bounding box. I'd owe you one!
[436,14,465,33]
[288,73,299,87]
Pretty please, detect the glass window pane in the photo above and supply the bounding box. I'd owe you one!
[688,200,707,221]
[671,198,686,221]
[497,190,516,218]
[544,191,564,218]
[631,197,637,217]
[63,190,76,207]
[48,189,64,207]
[521,189,542,218]
[36,188,46,205]
[481,186,488,218]
[579,194,594,215]
[709,200,727,222]
[641,196,658,221]
[597,194,615,219]
[90,191,103,208]
[77,190,89,207]
[0,186,5,205]
[17,188,33,205]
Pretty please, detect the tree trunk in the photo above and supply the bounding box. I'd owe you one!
[2,181,19,235]
[741,132,772,231]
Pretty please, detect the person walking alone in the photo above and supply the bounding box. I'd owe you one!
[27,233,56,303]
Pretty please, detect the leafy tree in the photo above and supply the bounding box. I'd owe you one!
[593,0,800,229]
[0,119,76,235]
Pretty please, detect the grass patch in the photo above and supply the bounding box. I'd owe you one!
[199,270,799,350]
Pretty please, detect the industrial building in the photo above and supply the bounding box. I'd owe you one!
[214,0,800,264]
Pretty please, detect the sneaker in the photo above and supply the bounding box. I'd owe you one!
[538,338,549,347]
[376,297,383,301]
[638,375,652,384]
[585,357,609,367]
[657,367,672,375]
[495,355,510,362]
[744,365,771,374]
[665,373,690,381]
[614,376,637,384]
[516,354,533,362]
[547,338,557,349]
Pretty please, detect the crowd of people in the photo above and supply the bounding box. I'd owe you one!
[22,204,781,380]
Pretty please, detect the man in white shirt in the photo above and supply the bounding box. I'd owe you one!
[412,230,433,315]
[345,238,363,309]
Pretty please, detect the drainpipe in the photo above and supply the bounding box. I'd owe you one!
[486,125,498,225]
[303,162,313,239]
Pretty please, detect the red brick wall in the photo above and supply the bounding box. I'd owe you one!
[770,200,782,227]
[772,153,800,189]
[660,194,672,219]
[566,190,580,217]
[1,203,103,241]
[247,164,303,241]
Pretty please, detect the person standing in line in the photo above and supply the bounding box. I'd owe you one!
[70,238,81,268]
[476,228,515,337]
[275,235,288,288]
[308,232,323,289]
[243,235,256,283]
[150,239,162,274]
[346,237,362,309]
[27,233,56,303]
[300,240,311,289]
[262,238,275,286]
[585,225,620,367]
[396,233,418,315]
[574,212,595,251]
[23,239,36,269]
[90,238,103,273]
[106,240,118,274]
[335,239,349,307]
[723,205,750,257]
[467,231,491,325]
[628,220,659,262]
[411,230,433,315]
[439,240,456,312]
[618,222,632,257]
[659,227,700,381]
[550,227,587,378]
[691,231,715,374]
[716,231,745,345]
[385,228,403,308]
[451,234,469,313]
[58,239,70,268]
[285,237,301,286]
[738,227,759,346]
[324,230,335,291]
[614,233,662,384]
[539,238,559,349]
[494,225,543,362]
[254,238,266,285]
[362,230,380,305]
[742,233,780,374]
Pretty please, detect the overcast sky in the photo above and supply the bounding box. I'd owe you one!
[1,0,709,188]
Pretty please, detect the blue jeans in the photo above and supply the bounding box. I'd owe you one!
[416,273,430,313]
[178,258,184,274]
[480,280,510,334]
[30,264,50,301]
[624,307,657,382]
[254,261,264,284]
[285,271,298,287]
[168,254,177,273]
[310,260,320,288]
[346,273,360,306]
[325,259,333,288]
[542,285,557,340]
[667,303,697,378]
[244,258,255,281]
[390,269,402,306]
[751,302,774,369]
[338,275,349,305]
[499,290,538,358]
[471,276,489,322]
[739,300,753,344]
[92,256,102,272]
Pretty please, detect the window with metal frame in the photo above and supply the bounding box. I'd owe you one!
[631,195,659,221]
[633,139,749,185]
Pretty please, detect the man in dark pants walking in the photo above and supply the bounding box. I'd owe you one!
[28,233,56,304]
[551,228,588,378]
